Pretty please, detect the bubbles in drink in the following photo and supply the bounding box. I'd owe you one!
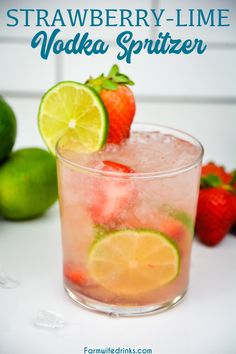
[60,130,201,174]
[57,128,202,309]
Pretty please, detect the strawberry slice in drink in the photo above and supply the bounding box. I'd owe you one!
[102,160,135,174]
[90,160,135,224]
[64,264,87,285]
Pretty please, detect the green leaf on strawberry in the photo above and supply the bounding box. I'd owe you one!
[86,64,135,93]
[108,64,119,78]
[102,79,118,91]
[201,173,236,194]
[200,174,222,188]
[113,75,134,85]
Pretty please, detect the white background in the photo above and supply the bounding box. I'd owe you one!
[0,1,236,354]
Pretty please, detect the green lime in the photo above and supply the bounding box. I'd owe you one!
[0,96,17,162]
[0,148,57,220]
[88,228,180,295]
[38,81,108,154]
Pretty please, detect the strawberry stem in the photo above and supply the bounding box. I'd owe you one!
[85,64,135,93]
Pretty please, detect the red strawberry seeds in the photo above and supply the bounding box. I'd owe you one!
[196,162,236,246]
[196,188,235,246]
[100,85,135,144]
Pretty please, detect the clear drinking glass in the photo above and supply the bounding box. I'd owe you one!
[56,123,203,316]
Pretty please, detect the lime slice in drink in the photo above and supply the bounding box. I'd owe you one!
[88,229,180,295]
[38,81,108,154]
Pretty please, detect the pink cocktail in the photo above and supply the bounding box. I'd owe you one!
[56,123,203,316]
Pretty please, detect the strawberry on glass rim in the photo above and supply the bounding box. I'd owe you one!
[86,64,136,144]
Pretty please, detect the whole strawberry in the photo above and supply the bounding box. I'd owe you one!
[230,171,236,227]
[201,166,236,221]
[196,188,235,246]
[196,169,236,246]
[86,65,135,144]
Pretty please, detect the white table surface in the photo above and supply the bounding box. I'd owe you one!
[0,203,236,354]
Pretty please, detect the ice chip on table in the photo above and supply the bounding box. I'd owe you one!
[34,309,65,330]
[59,130,201,174]
[0,267,20,289]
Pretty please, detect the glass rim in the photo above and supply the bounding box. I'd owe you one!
[55,123,204,179]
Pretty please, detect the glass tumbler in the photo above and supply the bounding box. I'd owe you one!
[56,123,203,316]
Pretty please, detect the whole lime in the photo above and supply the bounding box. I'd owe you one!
[0,96,17,162]
[0,148,57,220]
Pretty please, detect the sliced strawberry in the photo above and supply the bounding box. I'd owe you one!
[64,264,87,285]
[90,160,135,224]
[102,160,135,173]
